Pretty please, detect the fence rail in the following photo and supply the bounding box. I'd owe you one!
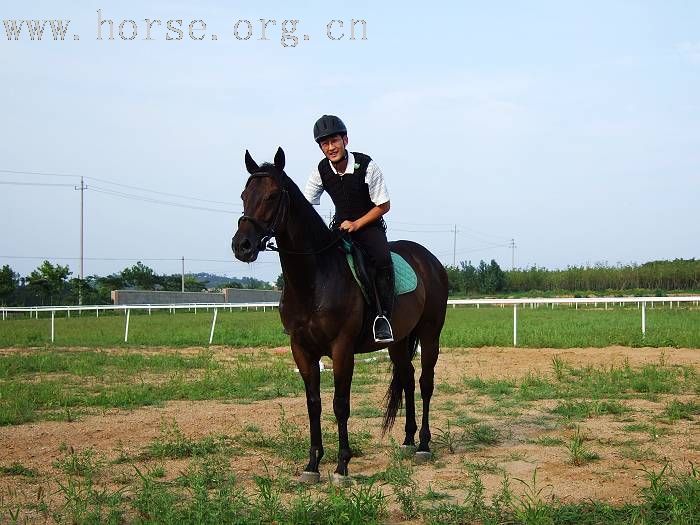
[1,297,699,346]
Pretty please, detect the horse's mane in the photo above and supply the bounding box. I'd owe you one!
[258,162,334,249]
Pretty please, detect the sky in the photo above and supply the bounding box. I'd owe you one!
[1,1,698,284]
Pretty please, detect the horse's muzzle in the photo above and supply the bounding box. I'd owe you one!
[232,233,259,262]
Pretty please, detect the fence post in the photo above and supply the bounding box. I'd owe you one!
[642,302,646,336]
[51,310,55,343]
[124,309,131,343]
[513,304,518,347]
[209,308,219,345]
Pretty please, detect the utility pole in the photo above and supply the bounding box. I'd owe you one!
[510,238,516,270]
[74,177,87,304]
[181,256,185,292]
[452,225,458,267]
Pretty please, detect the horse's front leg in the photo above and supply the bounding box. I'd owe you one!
[331,340,355,481]
[291,342,324,482]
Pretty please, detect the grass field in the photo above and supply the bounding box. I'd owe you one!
[1,304,699,348]
[1,304,698,523]
[0,346,698,523]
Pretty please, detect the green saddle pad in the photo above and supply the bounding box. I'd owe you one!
[341,239,418,298]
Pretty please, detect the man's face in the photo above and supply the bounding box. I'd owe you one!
[319,134,348,163]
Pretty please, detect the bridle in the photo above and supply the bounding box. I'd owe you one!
[237,170,344,255]
[238,171,290,253]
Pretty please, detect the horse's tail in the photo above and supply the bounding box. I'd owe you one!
[382,330,419,436]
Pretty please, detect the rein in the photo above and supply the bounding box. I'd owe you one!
[238,170,343,256]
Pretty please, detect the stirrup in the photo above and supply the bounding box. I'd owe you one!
[373,315,394,343]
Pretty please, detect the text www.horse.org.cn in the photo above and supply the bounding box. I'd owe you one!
[0,9,367,46]
[95,11,368,46]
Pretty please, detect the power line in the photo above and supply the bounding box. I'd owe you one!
[0,254,278,264]
[0,181,75,187]
[0,168,240,208]
[89,185,240,214]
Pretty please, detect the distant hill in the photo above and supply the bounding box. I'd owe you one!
[191,272,273,290]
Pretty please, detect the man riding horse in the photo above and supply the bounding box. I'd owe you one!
[303,115,395,343]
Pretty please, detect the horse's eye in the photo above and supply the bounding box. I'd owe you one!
[265,192,279,201]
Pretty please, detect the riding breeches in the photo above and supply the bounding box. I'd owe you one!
[350,223,391,269]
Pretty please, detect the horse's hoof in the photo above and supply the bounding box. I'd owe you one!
[332,473,352,487]
[414,451,432,464]
[299,471,320,484]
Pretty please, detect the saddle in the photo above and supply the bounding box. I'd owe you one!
[340,238,417,304]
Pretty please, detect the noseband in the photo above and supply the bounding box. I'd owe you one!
[238,171,289,252]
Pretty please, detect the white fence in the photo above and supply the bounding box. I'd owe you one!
[1,297,699,346]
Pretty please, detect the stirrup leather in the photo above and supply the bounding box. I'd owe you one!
[373,315,394,343]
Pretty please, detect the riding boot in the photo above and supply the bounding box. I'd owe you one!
[373,265,395,343]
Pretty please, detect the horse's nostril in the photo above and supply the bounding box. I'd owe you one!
[240,239,251,251]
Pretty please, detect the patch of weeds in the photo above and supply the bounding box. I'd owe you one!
[433,421,501,453]
[111,441,134,465]
[422,483,452,501]
[551,355,567,381]
[552,399,628,420]
[432,420,461,454]
[461,458,503,474]
[620,442,659,462]
[462,377,515,398]
[465,424,501,449]
[352,404,383,418]
[438,399,457,411]
[243,423,260,432]
[518,373,560,401]
[454,412,479,427]
[144,419,233,459]
[53,473,125,524]
[622,422,668,441]
[0,462,38,477]
[512,467,553,523]
[178,456,235,489]
[567,427,600,466]
[436,382,462,395]
[53,446,104,478]
[664,399,699,421]
[529,436,564,447]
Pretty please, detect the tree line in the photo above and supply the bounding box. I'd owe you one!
[445,258,700,296]
[0,261,273,306]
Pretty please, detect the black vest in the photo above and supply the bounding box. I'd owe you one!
[318,152,376,223]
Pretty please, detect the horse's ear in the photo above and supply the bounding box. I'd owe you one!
[273,147,285,172]
[244,150,259,174]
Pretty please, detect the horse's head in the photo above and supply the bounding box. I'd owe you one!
[232,147,288,262]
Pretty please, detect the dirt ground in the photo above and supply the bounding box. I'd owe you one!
[1,345,699,521]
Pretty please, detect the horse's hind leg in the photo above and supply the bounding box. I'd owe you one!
[416,325,441,453]
[388,338,417,447]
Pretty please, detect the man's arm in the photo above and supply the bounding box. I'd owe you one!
[303,168,324,205]
[340,202,390,232]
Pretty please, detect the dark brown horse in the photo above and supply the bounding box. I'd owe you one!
[232,147,448,483]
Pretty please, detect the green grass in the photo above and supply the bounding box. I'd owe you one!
[463,359,697,404]
[143,420,235,459]
[2,304,700,348]
[567,427,600,466]
[664,399,700,421]
[0,462,38,477]
[0,353,310,426]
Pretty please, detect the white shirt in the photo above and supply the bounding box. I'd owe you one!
[303,151,390,207]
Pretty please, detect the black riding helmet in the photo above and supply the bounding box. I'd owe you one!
[313,115,347,143]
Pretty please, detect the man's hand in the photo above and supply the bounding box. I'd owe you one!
[340,220,359,232]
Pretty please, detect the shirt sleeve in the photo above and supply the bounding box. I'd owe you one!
[365,160,389,206]
[303,168,324,205]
